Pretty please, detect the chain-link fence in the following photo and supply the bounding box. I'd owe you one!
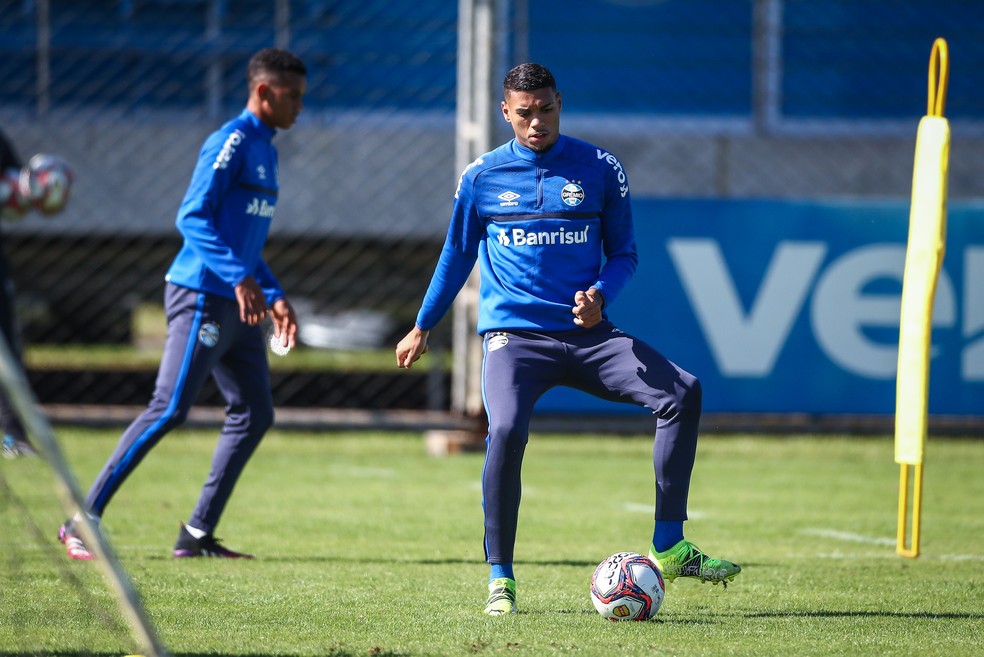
[2,0,983,414]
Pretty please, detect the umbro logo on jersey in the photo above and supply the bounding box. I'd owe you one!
[257,165,267,180]
[498,190,520,207]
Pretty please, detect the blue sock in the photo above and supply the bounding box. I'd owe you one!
[489,563,514,582]
[652,520,684,553]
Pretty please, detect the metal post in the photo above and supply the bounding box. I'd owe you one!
[752,0,782,135]
[275,0,291,50]
[205,0,223,118]
[452,0,497,419]
[35,0,50,116]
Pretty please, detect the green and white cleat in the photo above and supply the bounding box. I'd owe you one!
[484,577,517,615]
[649,540,741,586]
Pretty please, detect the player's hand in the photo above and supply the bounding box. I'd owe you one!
[235,276,268,326]
[573,287,604,328]
[269,297,298,351]
[396,326,429,369]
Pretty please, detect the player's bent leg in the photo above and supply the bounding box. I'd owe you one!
[484,577,517,616]
[648,540,741,586]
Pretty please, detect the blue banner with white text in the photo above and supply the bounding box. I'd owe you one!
[537,198,984,416]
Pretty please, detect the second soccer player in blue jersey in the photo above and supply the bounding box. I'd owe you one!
[59,48,305,561]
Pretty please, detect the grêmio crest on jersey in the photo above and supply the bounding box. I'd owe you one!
[561,182,584,207]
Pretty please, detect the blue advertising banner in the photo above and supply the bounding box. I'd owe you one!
[537,198,984,416]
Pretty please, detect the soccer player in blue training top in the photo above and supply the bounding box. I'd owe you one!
[58,48,305,560]
[396,62,741,615]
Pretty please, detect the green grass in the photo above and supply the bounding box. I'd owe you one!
[2,430,983,656]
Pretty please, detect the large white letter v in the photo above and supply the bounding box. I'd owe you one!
[667,238,827,376]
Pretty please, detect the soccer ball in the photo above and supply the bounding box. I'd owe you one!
[0,166,30,221]
[19,153,74,215]
[590,552,665,621]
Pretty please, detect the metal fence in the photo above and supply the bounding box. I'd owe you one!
[2,0,984,412]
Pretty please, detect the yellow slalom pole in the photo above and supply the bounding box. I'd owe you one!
[897,462,923,557]
[895,37,950,558]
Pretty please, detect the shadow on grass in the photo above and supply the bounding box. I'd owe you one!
[0,652,396,657]
[140,555,599,568]
[745,610,984,620]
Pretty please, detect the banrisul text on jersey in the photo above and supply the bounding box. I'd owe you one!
[496,225,589,246]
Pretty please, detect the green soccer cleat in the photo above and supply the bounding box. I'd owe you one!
[649,539,741,586]
[484,577,517,616]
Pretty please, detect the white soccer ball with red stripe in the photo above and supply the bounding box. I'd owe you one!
[590,551,665,621]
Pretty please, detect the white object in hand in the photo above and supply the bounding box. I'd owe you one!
[268,331,291,356]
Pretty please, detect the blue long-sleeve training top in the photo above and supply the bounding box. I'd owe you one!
[165,109,284,304]
[416,134,638,334]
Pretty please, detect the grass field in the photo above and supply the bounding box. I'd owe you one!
[1,428,982,656]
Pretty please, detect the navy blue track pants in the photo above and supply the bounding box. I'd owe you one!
[480,321,702,564]
[85,282,273,533]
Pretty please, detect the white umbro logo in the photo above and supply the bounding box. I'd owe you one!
[498,190,520,207]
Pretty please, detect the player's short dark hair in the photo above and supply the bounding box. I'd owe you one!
[248,48,307,88]
[503,63,556,96]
